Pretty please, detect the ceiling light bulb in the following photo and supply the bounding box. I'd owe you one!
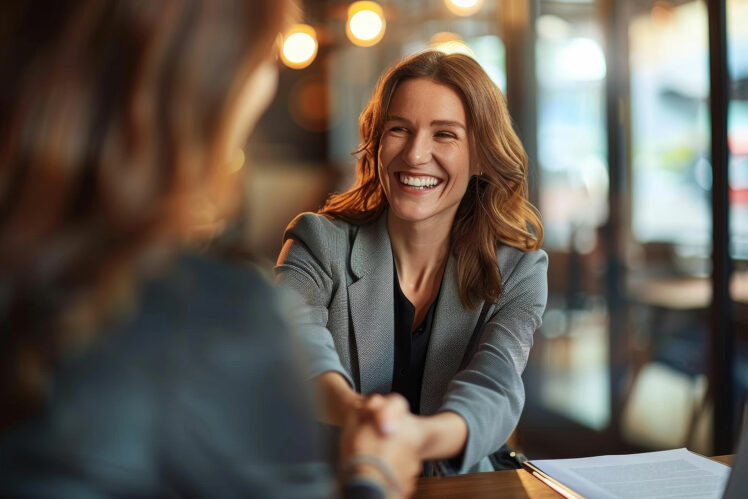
[346,1,386,47]
[444,0,484,17]
[281,24,318,69]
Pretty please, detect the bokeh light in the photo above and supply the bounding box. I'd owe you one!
[346,1,386,47]
[289,76,331,132]
[429,32,475,57]
[444,0,484,17]
[281,24,318,69]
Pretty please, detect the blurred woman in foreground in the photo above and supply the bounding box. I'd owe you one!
[0,1,419,497]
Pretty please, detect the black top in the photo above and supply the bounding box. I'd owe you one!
[391,265,439,414]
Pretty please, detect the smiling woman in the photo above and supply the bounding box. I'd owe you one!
[275,50,548,477]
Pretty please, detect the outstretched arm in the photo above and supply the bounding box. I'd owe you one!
[317,371,363,426]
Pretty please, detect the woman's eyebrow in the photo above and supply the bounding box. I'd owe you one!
[384,115,409,123]
[385,115,466,130]
[431,120,466,130]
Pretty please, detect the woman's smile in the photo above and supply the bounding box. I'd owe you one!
[378,77,478,226]
[397,173,443,191]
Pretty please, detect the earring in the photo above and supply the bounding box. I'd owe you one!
[228,148,245,173]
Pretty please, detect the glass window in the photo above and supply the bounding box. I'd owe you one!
[529,2,610,431]
[629,1,710,261]
[727,0,748,433]
[624,0,714,454]
[728,0,748,261]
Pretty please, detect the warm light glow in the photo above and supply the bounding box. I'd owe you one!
[280,24,317,69]
[350,10,383,40]
[346,1,386,47]
[444,0,484,17]
[651,1,675,25]
[429,32,475,57]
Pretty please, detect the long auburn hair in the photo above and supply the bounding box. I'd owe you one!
[320,51,543,309]
[0,0,287,429]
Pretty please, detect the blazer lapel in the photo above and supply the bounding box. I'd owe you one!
[420,254,485,415]
[348,214,395,394]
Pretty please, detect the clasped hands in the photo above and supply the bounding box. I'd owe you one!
[339,393,425,498]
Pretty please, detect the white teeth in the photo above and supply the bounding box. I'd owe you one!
[399,174,440,188]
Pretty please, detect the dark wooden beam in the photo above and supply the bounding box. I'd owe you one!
[707,0,734,455]
[598,0,630,437]
[501,0,539,206]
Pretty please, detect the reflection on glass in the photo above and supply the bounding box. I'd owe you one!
[728,0,748,261]
[537,14,608,252]
[469,35,506,93]
[625,0,715,455]
[532,7,610,431]
[629,1,710,258]
[727,0,748,450]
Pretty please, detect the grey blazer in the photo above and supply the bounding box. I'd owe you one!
[275,212,548,474]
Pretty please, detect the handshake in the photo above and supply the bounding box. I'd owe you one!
[339,393,426,499]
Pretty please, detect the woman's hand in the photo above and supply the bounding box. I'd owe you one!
[340,393,423,498]
[358,393,417,437]
[359,394,469,463]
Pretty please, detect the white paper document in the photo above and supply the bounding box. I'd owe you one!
[527,448,731,499]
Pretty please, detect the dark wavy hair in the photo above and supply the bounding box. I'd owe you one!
[0,0,287,429]
[320,50,543,309]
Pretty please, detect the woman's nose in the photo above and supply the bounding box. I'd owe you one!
[403,132,431,166]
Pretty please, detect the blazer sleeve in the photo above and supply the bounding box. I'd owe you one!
[274,213,355,387]
[439,248,548,472]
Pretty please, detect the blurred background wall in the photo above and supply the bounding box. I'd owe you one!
[239,0,748,459]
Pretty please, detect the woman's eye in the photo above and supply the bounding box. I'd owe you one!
[435,131,457,139]
[388,126,408,134]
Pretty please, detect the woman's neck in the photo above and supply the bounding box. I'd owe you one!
[387,212,452,309]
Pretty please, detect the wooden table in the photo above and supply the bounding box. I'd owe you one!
[413,455,733,498]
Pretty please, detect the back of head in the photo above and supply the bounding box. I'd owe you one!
[0,0,286,429]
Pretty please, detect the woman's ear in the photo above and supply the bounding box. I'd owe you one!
[470,161,482,177]
[469,139,482,177]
